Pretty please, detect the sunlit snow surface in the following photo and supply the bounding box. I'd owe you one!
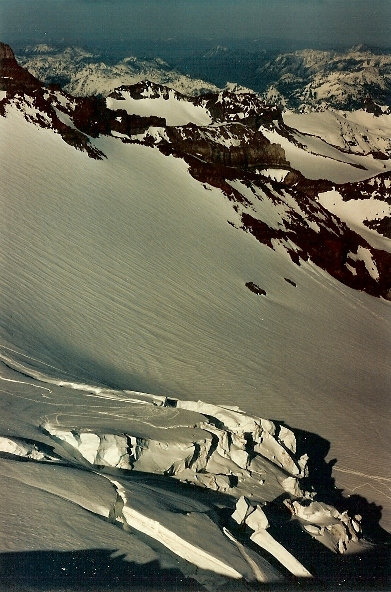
[0,105,391,587]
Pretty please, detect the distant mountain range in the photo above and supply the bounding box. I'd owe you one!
[16,43,391,112]
[179,43,391,111]
[16,45,219,97]
[256,44,391,111]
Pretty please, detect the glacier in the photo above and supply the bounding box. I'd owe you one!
[0,42,390,589]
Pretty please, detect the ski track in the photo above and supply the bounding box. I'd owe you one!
[334,467,391,483]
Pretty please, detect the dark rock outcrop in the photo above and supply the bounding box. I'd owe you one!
[245,282,266,296]
[241,180,391,299]
[0,42,41,92]
[165,122,288,168]
[0,42,15,60]
[0,42,104,159]
[72,95,165,138]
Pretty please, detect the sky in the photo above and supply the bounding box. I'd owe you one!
[1,0,391,48]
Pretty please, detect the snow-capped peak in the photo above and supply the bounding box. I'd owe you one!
[17,44,219,98]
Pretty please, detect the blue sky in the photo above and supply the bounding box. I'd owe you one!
[1,0,390,47]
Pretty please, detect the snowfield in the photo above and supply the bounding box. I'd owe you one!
[106,88,212,126]
[284,109,391,156]
[1,104,390,518]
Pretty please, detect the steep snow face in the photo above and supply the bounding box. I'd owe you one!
[317,189,391,252]
[106,86,212,126]
[1,105,391,535]
[280,110,391,249]
[3,60,388,296]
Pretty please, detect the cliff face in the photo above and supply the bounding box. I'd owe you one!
[0,42,15,60]
[0,42,41,92]
[166,123,288,168]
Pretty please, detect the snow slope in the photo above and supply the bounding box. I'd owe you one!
[1,103,391,539]
[317,188,391,252]
[284,109,391,156]
[1,44,391,588]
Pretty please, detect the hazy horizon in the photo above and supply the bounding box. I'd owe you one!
[1,0,391,49]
